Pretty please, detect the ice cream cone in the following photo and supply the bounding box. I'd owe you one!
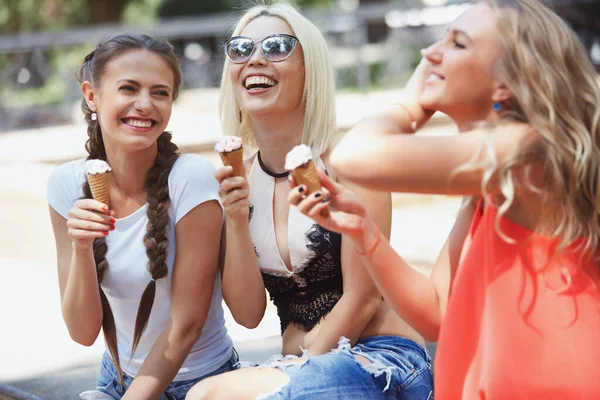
[87,172,113,208]
[215,136,245,177]
[219,147,245,177]
[291,160,329,217]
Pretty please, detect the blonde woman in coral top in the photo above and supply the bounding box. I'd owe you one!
[290,0,600,399]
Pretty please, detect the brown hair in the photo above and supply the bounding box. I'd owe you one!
[76,34,182,380]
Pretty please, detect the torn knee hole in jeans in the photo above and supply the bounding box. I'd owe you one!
[336,337,396,392]
[356,356,395,392]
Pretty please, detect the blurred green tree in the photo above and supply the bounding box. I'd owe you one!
[157,0,331,18]
[0,0,332,35]
[0,0,136,34]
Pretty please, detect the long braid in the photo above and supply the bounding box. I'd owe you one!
[131,132,180,355]
[80,97,124,382]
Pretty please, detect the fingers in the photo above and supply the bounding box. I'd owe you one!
[68,205,114,225]
[214,166,233,183]
[219,176,248,193]
[316,169,342,196]
[218,175,249,202]
[220,187,250,208]
[67,216,113,232]
[74,198,110,214]
[294,188,331,220]
[68,228,109,240]
[287,184,307,206]
[68,200,115,243]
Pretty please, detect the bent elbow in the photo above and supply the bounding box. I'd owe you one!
[67,328,99,347]
[235,314,263,329]
[176,319,206,343]
[231,302,266,329]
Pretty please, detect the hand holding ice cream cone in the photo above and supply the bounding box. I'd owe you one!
[285,144,329,217]
[215,135,245,177]
[288,166,370,240]
[85,159,113,210]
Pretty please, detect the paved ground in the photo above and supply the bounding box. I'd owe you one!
[0,88,460,399]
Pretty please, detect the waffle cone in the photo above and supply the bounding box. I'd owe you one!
[219,147,245,177]
[291,160,329,217]
[87,172,113,208]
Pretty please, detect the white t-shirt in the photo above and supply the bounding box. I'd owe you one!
[47,154,233,381]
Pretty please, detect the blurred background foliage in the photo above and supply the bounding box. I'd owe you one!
[1,0,597,131]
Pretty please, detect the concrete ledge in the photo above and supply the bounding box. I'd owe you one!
[3,336,281,400]
[0,384,47,400]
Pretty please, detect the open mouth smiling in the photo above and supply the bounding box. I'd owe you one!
[244,75,278,91]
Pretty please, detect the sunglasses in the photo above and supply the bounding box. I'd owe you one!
[225,34,299,64]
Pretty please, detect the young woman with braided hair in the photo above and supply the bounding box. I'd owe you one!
[47,34,236,399]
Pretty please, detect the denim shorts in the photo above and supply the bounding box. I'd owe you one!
[80,350,238,400]
[253,336,433,400]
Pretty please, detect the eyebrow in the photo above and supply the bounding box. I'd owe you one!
[117,79,172,91]
[447,28,473,43]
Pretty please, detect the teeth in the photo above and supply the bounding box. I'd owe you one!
[244,76,277,88]
[427,74,443,82]
[125,119,152,128]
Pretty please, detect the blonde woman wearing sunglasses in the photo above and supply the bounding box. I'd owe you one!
[186,2,433,399]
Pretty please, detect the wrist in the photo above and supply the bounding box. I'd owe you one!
[352,219,381,255]
[72,241,93,253]
[72,242,95,263]
[225,215,249,230]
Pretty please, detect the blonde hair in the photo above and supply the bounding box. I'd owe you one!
[219,1,336,157]
[479,0,600,275]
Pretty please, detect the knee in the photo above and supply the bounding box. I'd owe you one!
[185,378,216,400]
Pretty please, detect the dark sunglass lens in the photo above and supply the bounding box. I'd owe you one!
[227,39,254,63]
[262,36,296,61]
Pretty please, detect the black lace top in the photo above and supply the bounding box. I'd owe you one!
[247,156,344,334]
[261,224,343,333]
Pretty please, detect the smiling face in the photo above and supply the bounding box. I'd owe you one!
[229,16,305,119]
[84,49,175,151]
[420,2,505,124]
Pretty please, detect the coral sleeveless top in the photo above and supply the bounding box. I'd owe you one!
[435,200,600,399]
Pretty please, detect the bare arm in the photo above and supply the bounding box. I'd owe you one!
[332,117,536,194]
[123,200,223,399]
[296,179,391,355]
[290,170,478,341]
[49,200,114,346]
[353,197,477,341]
[216,166,267,328]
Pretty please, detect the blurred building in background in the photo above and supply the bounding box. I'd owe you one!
[0,0,598,132]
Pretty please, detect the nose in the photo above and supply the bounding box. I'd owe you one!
[134,91,152,113]
[246,44,267,67]
[422,41,442,64]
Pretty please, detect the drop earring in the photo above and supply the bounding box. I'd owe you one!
[91,112,97,121]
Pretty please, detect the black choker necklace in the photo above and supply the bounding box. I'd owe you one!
[257,151,289,178]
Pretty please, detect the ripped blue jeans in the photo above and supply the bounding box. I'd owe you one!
[254,336,433,400]
[81,350,238,400]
